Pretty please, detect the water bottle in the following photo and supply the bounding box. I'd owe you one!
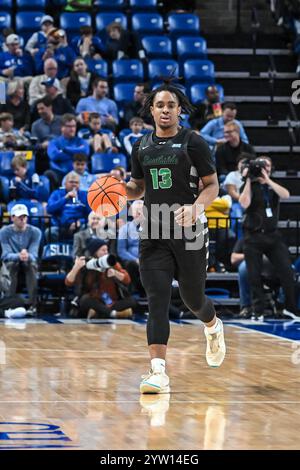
[9,179,17,200]
[31,173,40,188]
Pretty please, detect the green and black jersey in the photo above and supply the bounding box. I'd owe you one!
[131,127,215,235]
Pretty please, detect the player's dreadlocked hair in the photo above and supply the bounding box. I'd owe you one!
[140,79,195,118]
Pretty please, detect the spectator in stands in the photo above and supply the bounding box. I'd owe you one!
[215,121,255,178]
[28,58,63,106]
[65,0,93,11]
[9,155,49,203]
[62,153,95,191]
[0,34,34,81]
[73,211,113,257]
[46,171,90,242]
[76,77,119,130]
[47,114,89,187]
[25,15,55,57]
[43,78,74,116]
[35,28,76,80]
[123,83,153,129]
[231,238,253,318]
[66,58,97,107]
[117,200,145,295]
[0,203,42,314]
[0,113,30,150]
[71,26,104,59]
[205,189,235,272]
[123,117,144,156]
[200,102,249,149]
[189,85,223,130]
[65,238,136,319]
[162,0,196,13]
[239,155,299,318]
[31,97,62,148]
[105,22,145,62]
[85,112,119,154]
[0,79,30,131]
[110,165,127,183]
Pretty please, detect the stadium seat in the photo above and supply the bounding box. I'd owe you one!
[184,59,215,84]
[94,0,126,10]
[0,175,9,202]
[39,243,74,296]
[141,36,172,58]
[189,83,224,104]
[60,12,91,33]
[15,11,44,36]
[0,151,35,177]
[129,0,157,11]
[148,59,179,82]
[91,153,127,173]
[112,59,144,83]
[95,12,127,35]
[176,36,207,61]
[85,58,108,77]
[0,12,11,29]
[114,83,137,103]
[0,0,12,11]
[167,13,200,36]
[132,13,163,35]
[16,0,46,10]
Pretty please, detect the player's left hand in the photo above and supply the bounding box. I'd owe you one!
[174,204,203,227]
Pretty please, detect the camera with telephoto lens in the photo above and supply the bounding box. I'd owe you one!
[85,254,116,272]
[242,158,267,181]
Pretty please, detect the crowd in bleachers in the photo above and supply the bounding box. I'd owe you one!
[0,0,298,319]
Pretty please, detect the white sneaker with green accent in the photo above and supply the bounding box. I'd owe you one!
[140,369,170,394]
[204,319,226,367]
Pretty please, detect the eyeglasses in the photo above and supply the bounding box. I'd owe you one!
[64,124,77,128]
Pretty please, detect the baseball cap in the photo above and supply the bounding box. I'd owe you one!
[40,15,54,25]
[6,34,20,45]
[41,77,60,88]
[11,204,29,217]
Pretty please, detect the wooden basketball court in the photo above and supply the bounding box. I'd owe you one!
[0,319,299,450]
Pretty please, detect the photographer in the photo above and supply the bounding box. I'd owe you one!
[65,239,137,319]
[239,155,298,318]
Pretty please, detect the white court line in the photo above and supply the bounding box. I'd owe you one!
[0,400,299,404]
[226,323,300,343]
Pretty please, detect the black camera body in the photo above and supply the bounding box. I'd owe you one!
[242,158,267,181]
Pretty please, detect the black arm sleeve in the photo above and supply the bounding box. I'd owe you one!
[130,139,144,179]
[187,132,216,177]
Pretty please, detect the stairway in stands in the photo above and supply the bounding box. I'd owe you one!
[198,0,300,313]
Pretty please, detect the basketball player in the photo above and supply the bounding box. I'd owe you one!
[125,84,226,394]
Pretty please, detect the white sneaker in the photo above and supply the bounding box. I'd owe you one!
[4,307,27,319]
[283,309,300,320]
[140,393,170,427]
[204,319,226,367]
[140,369,170,394]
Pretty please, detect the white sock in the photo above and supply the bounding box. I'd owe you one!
[206,318,222,334]
[151,358,166,372]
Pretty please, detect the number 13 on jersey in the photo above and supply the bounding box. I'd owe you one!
[150,168,173,190]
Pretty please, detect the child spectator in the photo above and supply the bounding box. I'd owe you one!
[10,155,49,203]
[86,112,120,154]
[62,153,96,191]
[0,113,30,150]
[123,117,144,156]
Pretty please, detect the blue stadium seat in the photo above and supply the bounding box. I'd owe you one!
[0,151,35,177]
[176,36,207,61]
[132,13,163,35]
[141,36,172,58]
[114,83,137,103]
[0,175,9,202]
[15,11,44,35]
[60,12,91,33]
[42,243,73,261]
[184,59,215,84]
[95,12,127,35]
[16,0,46,10]
[129,0,157,10]
[167,13,200,36]
[189,83,224,104]
[91,153,127,173]
[148,59,179,82]
[0,0,12,11]
[94,0,125,10]
[0,12,11,29]
[85,58,108,77]
[112,59,144,83]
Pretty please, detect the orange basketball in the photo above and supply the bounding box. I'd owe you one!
[87,175,127,217]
